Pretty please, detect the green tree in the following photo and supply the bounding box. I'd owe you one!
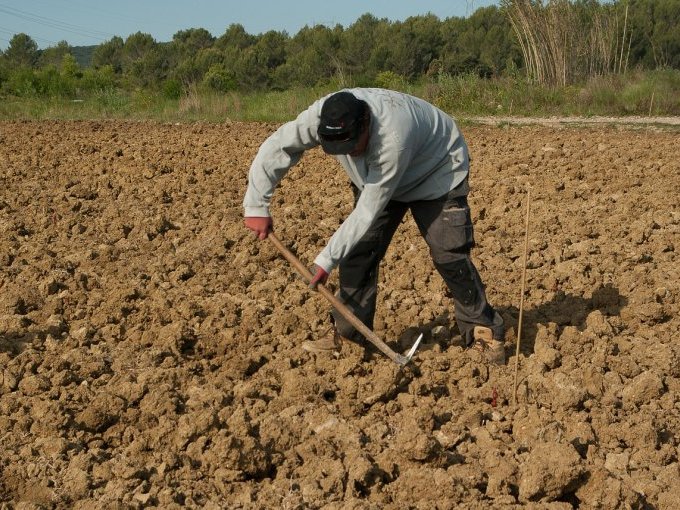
[472,6,519,75]
[628,0,680,69]
[170,29,218,86]
[383,15,443,78]
[38,41,72,68]
[61,53,81,79]
[215,24,275,89]
[275,24,343,87]
[0,56,9,88]
[228,30,288,90]
[215,23,256,50]
[173,28,215,53]
[122,32,156,65]
[92,36,124,72]
[121,32,159,86]
[4,33,39,68]
[440,6,518,77]
[340,13,387,82]
[366,33,393,78]
[250,30,288,88]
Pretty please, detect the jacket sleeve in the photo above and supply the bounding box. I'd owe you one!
[243,102,322,217]
[314,141,413,272]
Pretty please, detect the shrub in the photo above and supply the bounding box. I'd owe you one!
[4,67,39,96]
[80,65,117,93]
[374,71,408,91]
[202,64,236,92]
[163,79,182,100]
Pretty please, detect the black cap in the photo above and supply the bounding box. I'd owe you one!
[318,91,366,155]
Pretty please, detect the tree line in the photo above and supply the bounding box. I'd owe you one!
[0,0,678,99]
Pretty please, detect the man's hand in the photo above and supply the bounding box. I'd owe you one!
[309,265,329,290]
[244,216,273,240]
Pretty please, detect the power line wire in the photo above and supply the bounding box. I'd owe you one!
[56,0,145,25]
[0,25,57,46]
[0,3,115,42]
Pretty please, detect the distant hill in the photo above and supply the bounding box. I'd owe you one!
[71,45,96,68]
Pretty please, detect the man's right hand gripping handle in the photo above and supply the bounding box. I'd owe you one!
[244,216,273,240]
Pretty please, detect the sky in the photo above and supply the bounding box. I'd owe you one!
[0,0,500,50]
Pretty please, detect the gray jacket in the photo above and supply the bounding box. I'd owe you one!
[243,87,469,272]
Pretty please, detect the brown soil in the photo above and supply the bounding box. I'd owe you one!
[0,119,678,509]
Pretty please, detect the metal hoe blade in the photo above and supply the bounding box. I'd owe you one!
[396,333,424,366]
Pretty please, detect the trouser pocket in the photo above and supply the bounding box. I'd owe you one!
[419,195,475,262]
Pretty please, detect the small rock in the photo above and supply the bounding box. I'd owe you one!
[133,492,152,504]
[1,369,19,392]
[460,409,483,428]
[585,310,614,336]
[604,452,629,476]
[433,430,452,448]
[576,467,645,508]
[313,417,340,434]
[535,346,561,370]
[71,326,91,344]
[45,314,67,336]
[76,394,125,432]
[544,372,588,410]
[654,287,668,303]
[621,371,664,407]
[519,442,584,502]
[63,467,91,499]
[491,411,504,422]
[18,374,50,396]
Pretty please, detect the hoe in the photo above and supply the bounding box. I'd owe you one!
[269,233,423,366]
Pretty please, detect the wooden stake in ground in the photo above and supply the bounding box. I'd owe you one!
[513,187,531,406]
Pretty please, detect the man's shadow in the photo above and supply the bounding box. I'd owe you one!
[403,283,628,354]
[497,283,628,354]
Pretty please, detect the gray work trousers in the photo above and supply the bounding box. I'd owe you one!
[331,185,505,345]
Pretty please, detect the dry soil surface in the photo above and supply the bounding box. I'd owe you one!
[0,120,679,509]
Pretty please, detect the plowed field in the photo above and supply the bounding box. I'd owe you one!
[1,120,679,509]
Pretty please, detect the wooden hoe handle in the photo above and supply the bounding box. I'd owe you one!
[267,232,411,365]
